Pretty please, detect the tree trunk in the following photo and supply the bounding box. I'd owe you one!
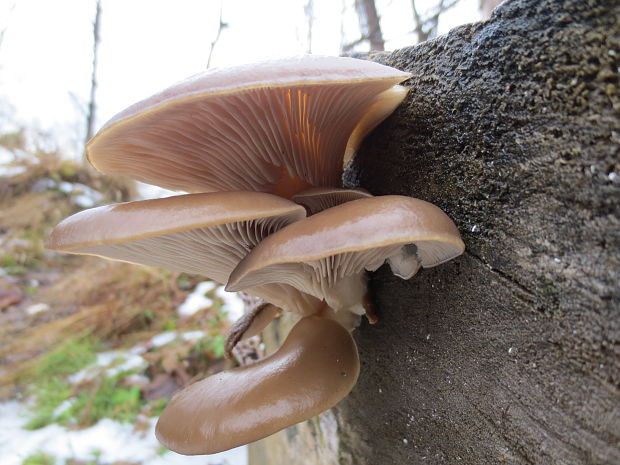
[355,0,385,51]
[249,0,620,463]
[84,0,101,151]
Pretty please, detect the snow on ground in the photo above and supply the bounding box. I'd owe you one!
[0,401,247,465]
[149,330,207,348]
[68,350,149,384]
[215,287,244,322]
[177,281,245,323]
[178,281,216,318]
[0,282,251,465]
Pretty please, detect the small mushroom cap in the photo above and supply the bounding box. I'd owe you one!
[46,191,318,314]
[226,196,465,304]
[155,315,360,455]
[343,85,409,167]
[87,56,410,198]
[292,186,373,215]
[224,303,281,358]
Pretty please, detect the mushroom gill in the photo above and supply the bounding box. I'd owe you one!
[227,195,465,324]
[46,191,320,316]
[86,56,410,198]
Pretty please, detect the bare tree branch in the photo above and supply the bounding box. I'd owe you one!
[84,0,101,153]
[342,34,372,52]
[411,0,462,43]
[0,1,18,53]
[339,0,348,53]
[207,0,227,69]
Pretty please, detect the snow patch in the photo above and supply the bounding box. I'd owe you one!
[178,281,216,317]
[215,287,244,322]
[69,350,148,384]
[181,330,206,342]
[0,401,247,465]
[26,303,50,315]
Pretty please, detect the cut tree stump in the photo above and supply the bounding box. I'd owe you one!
[249,0,620,463]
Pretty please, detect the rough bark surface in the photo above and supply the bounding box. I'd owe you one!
[250,0,619,463]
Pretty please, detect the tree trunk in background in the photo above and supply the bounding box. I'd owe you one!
[84,0,101,151]
[480,0,505,19]
[355,0,385,51]
[249,0,620,463]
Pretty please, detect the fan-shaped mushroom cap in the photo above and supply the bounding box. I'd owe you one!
[292,186,373,215]
[155,315,360,455]
[86,56,410,198]
[46,191,319,315]
[227,196,464,314]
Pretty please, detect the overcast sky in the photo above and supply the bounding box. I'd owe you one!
[0,0,480,157]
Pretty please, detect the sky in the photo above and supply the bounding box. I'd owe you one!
[0,0,480,158]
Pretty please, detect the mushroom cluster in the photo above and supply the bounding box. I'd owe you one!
[47,56,464,455]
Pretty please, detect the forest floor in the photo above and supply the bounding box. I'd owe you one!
[0,133,247,465]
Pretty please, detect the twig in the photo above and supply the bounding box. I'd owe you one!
[207,0,227,69]
[84,0,101,153]
[304,0,314,54]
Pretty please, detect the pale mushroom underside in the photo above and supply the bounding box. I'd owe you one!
[71,218,294,284]
[227,239,463,302]
[88,82,407,197]
[63,216,321,314]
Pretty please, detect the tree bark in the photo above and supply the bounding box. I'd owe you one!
[249,0,620,463]
[84,0,101,151]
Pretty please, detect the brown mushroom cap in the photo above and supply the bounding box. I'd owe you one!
[46,191,319,314]
[343,85,409,167]
[292,186,373,215]
[86,56,410,198]
[226,196,464,311]
[155,315,360,455]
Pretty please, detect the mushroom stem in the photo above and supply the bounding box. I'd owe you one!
[386,243,421,279]
[322,273,367,316]
[156,315,360,455]
[224,303,281,359]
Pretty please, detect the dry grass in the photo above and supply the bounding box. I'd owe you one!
[0,145,229,400]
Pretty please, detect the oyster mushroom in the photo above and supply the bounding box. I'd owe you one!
[46,191,320,316]
[86,56,410,198]
[227,195,465,327]
[156,315,359,455]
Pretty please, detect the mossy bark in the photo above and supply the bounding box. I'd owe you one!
[250,0,620,463]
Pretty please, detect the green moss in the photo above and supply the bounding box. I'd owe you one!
[23,338,167,429]
[32,338,99,379]
[22,452,55,465]
[26,369,147,429]
[24,377,72,430]
[192,334,226,360]
[59,372,143,426]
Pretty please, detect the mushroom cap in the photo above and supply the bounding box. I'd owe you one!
[226,195,465,304]
[86,56,410,198]
[46,191,319,314]
[343,84,409,166]
[155,315,360,455]
[292,186,373,215]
